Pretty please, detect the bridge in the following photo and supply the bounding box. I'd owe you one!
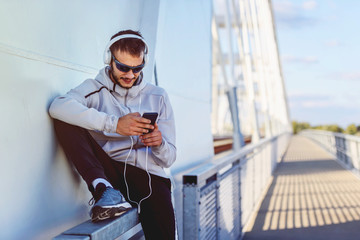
[1,0,360,240]
[244,134,360,240]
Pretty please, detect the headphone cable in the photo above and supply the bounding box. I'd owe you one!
[123,136,153,214]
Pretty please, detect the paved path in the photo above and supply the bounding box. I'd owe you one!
[244,135,360,240]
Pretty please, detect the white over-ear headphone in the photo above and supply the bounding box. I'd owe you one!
[103,34,149,65]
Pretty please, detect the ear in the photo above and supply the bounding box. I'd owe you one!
[109,57,114,68]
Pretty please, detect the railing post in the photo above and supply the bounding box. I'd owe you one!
[238,160,243,237]
[183,177,201,239]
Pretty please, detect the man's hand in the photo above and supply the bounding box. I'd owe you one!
[116,112,154,136]
[139,123,162,147]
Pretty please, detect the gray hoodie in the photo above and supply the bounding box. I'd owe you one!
[49,67,176,178]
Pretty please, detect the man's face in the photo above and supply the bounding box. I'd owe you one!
[110,50,144,89]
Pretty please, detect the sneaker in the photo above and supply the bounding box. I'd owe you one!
[90,183,132,222]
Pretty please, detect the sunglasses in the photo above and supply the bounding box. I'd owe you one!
[112,55,145,73]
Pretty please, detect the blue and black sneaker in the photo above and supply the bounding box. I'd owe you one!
[90,183,132,222]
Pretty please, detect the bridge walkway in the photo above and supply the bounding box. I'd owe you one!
[244,135,360,240]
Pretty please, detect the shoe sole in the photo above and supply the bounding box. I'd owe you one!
[91,203,132,222]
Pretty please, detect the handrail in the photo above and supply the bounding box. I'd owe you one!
[184,133,287,186]
[182,131,291,240]
[301,129,360,142]
[300,130,360,175]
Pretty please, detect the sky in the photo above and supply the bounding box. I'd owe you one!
[272,0,360,128]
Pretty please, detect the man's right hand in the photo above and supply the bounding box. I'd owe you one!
[116,112,154,136]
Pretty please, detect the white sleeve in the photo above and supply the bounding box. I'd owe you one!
[49,81,118,133]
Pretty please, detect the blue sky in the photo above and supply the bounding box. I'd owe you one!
[272,0,360,128]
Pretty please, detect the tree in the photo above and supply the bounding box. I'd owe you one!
[345,124,357,135]
[326,124,344,133]
[292,120,358,135]
[292,121,311,134]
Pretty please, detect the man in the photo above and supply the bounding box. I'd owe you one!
[49,30,176,239]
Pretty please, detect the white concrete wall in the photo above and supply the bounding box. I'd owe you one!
[156,0,214,173]
[155,1,213,239]
[0,0,161,239]
[1,0,213,239]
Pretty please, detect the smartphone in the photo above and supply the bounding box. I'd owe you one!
[142,112,158,133]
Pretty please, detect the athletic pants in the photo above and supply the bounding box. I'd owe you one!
[53,119,175,240]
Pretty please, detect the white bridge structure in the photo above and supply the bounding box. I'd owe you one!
[0,0,292,239]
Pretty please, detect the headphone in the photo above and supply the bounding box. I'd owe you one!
[103,34,149,65]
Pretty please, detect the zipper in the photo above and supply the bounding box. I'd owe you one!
[124,90,130,112]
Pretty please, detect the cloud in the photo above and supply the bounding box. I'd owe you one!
[282,55,318,64]
[288,93,331,108]
[301,101,332,108]
[289,104,359,127]
[273,0,318,29]
[325,39,341,47]
[274,0,318,12]
[302,1,317,10]
[289,94,326,108]
[287,90,360,126]
[289,92,330,101]
[340,72,360,81]
[273,0,295,14]
[288,92,360,109]
[327,71,360,81]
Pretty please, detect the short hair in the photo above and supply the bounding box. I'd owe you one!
[109,30,146,58]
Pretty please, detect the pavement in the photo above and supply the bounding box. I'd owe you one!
[244,135,360,240]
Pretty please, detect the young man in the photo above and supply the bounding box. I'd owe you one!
[49,30,176,239]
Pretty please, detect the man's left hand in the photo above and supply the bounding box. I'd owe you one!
[139,123,162,147]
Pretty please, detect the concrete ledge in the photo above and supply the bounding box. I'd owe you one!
[53,208,140,240]
[53,236,89,240]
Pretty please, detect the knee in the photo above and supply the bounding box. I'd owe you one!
[53,118,72,131]
[52,119,84,138]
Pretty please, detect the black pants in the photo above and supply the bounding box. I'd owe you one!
[53,119,175,240]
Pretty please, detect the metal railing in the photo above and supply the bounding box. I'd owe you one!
[300,130,360,174]
[182,132,291,239]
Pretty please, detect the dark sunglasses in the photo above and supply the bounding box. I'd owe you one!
[112,55,145,73]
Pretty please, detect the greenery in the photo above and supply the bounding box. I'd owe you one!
[292,121,360,135]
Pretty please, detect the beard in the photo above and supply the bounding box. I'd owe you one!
[111,70,136,89]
